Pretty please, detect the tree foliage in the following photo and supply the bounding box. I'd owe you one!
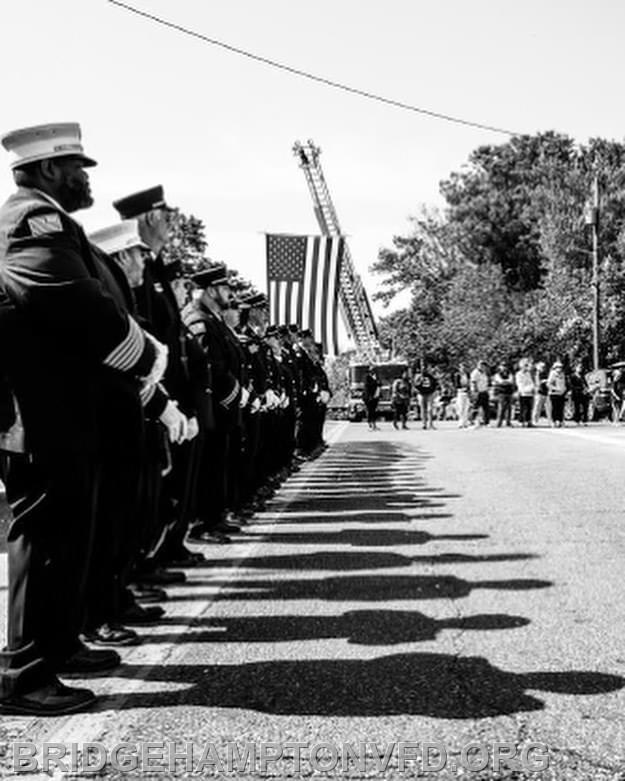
[162,210,258,296]
[372,132,625,373]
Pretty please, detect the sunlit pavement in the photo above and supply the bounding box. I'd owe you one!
[2,420,625,778]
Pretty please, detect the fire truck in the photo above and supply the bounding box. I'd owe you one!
[347,361,410,421]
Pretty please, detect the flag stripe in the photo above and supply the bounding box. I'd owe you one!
[284,281,293,326]
[308,236,320,334]
[266,233,344,355]
[319,237,332,353]
[302,237,314,330]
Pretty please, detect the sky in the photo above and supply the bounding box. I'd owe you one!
[3,0,625,329]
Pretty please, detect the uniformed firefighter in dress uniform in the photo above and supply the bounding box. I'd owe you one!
[86,221,187,646]
[278,325,300,471]
[236,293,268,514]
[257,325,284,495]
[0,124,168,716]
[311,341,331,452]
[182,265,243,543]
[221,300,248,522]
[113,187,202,584]
[294,328,320,458]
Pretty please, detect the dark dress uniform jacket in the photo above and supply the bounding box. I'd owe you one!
[0,187,154,457]
[184,302,241,431]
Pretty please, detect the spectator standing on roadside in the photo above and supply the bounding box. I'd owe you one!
[569,364,589,425]
[610,368,625,425]
[547,361,568,427]
[515,359,535,428]
[363,366,381,431]
[493,362,516,427]
[413,362,438,430]
[454,362,471,428]
[391,370,411,430]
[470,360,490,427]
[532,360,550,426]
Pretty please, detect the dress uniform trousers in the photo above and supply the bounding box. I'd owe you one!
[155,436,201,561]
[0,451,97,695]
[85,375,144,629]
[196,427,230,531]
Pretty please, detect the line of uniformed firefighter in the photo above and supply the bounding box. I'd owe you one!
[0,122,331,716]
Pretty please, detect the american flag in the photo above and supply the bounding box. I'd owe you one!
[266,233,344,355]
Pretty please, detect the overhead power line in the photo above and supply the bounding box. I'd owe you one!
[107,0,521,137]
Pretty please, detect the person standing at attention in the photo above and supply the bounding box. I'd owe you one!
[363,366,381,430]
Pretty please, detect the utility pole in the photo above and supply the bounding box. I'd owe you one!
[586,174,600,370]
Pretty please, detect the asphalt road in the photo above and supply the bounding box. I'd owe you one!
[3,420,625,779]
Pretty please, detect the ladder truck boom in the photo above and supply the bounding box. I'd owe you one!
[293,140,380,356]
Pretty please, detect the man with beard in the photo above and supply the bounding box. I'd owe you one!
[0,123,166,714]
[183,264,244,543]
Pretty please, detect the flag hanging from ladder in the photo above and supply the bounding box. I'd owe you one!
[265,233,344,355]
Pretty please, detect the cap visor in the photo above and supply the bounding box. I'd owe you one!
[76,154,97,168]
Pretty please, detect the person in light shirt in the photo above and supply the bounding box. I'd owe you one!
[515,359,536,428]
[547,361,568,427]
[454,362,471,428]
[469,360,490,427]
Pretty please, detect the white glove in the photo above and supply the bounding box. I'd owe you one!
[279,393,290,409]
[186,416,199,441]
[319,390,330,405]
[142,331,169,387]
[265,389,279,409]
[251,397,262,413]
[159,400,189,444]
[239,387,250,408]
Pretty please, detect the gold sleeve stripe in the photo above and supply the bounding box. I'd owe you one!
[220,379,241,409]
[103,316,145,371]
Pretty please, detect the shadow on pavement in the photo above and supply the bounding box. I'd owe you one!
[96,440,587,721]
[94,655,625,718]
[140,610,531,646]
[192,551,537,571]
[165,574,552,603]
[234,529,487,545]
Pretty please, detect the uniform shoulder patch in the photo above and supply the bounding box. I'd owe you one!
[27,212,63,236]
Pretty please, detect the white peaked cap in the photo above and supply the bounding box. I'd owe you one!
[89,220,148,256]
[1,122,97,169]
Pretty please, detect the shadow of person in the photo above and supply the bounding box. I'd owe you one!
[236,529,487,546]
[94,653,625,719]
[140,610,530,646]
[250,511,457,526]
[169,574,553,603]
[193,551,536,572]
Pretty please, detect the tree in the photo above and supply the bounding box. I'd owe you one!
[372,132,625,372]
[162,210,259,295]
[161,210,210,274]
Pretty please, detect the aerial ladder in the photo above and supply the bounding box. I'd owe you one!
[293,140,380,357]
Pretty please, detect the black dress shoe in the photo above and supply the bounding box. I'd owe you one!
[82,623,142,647]
[138,567,186,585]
[57,646,120,674]
[194,530,232,544]
[168,546,206,564]
[164,555,199,568]
[0,680,96,716]
[121,604,165,625]
[216,522,242,534]
[129,584,168,603]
